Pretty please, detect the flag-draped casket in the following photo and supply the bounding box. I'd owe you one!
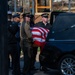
[31,27,49,49]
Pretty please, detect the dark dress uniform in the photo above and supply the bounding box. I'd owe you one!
[20,21,32,75]
[8,21,20,75]
[31,21,51,69]
[35,13,51,29]
[33,13,52,71]
[35,21,51,29]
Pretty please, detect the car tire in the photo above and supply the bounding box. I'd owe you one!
[58,54,75,75]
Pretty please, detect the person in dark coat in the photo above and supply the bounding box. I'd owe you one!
[8,13,21,75]
[34,13,52,71]
[35,13,51,29]
[13,13,21,63]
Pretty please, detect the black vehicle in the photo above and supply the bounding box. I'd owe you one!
[39,12,75,75]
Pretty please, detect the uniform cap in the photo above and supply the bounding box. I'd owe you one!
[22,13,31,18]
[13,13,20,18]
[25,13,31,18]
[41,13,49,18]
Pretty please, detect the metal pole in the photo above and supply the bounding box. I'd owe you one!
[50,0,53,12]
[23,0,25,13]
[68,0,71,12]
[0,0,8,75]
[14,0,17,13]
[32,0,35,15]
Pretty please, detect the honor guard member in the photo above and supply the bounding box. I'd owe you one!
[20,13,33,75]
[13,13,21,64]
[35,13,51,29]
[35,13,51,71]
[8,13,21,75]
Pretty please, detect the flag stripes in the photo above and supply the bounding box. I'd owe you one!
[32,27,49,47]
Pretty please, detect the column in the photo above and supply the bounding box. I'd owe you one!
[0,0,8,75]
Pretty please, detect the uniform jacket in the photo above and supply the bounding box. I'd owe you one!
[20,21,32,40]
[35,21,52,30]
[15,22,20,42]
[8,21,19,44]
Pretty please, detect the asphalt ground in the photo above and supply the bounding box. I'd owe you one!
[9,52,60,75]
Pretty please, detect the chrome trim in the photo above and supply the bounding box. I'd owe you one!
[49,39,75,42]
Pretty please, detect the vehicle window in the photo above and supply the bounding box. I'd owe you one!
[47,13,75,41]
[50,11,64,25]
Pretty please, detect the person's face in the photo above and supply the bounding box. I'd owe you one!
[42,17,48,23]
[25,17,30,22]
[13,17,20,22]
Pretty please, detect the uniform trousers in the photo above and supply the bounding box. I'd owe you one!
[21,40,32,75]
[8,44,20,75]
[30,47,37,69]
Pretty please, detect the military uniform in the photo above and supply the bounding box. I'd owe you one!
[8,21,20,75]
[20,18,32,75]
[32,13,52,71]
[35,13,52,29]
[35,21,51,30]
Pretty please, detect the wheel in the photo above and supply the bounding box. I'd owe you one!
[58,54,75,75]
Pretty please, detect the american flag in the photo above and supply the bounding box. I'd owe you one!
[31,27,50,48]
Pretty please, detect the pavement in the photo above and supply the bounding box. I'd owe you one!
[9,52,60,75]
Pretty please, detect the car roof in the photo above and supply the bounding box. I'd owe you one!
[48,12,75,40]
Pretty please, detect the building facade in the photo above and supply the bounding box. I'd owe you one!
[8,0,75,14]
[30,0,52,15]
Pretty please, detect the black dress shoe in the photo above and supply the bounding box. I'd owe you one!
[22,72,33,75]
[40,66,49,72]
[30,67,38,71]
